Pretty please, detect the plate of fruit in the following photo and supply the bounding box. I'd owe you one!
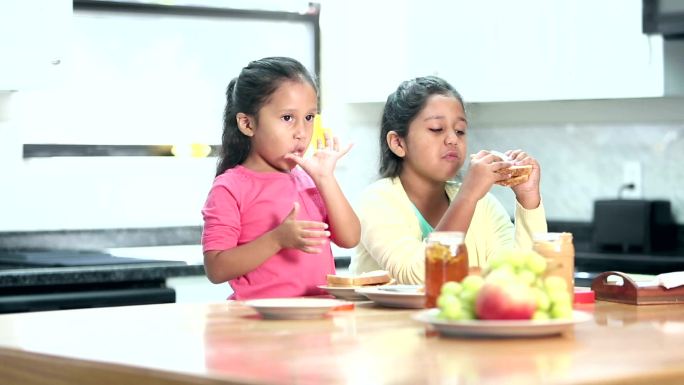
[413,250,593,338]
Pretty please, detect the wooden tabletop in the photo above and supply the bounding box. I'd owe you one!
[0,300,683,385]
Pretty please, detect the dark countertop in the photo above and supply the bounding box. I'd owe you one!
[0,245,207,288]
[0,262,206,288]
[573,241,684,276]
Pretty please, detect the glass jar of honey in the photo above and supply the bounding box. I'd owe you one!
[425,231,468,308]
[533,232,575,300]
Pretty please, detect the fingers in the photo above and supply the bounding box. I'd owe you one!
[287,202,300,219]
[300,229,331,238]
[470,150,490,161]
[298,228,330,254]
[492,160,513,171]
[337,142,353,157]
[297,220,329,230]
[284,153,304,166]
[323,129,333,149]
[505,149,533,165]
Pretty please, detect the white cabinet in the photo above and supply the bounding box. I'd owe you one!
[320,0,411,103]
[329,0,663,103]
[0,0,72,91]
[407,0,663,102]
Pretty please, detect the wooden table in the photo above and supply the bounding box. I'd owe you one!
[0,300,683,385]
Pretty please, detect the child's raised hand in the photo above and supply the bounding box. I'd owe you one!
[272,202,330,254]
[458,150,512,201]
[285,131,353,183]
[504,149,541,209]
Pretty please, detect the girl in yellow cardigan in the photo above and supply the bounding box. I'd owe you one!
[350,76,547,284]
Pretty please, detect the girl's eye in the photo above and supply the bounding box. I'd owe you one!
[429,127,443,133]
[456,130,466,136]
[282,115,293,122]
[305,114,315,121]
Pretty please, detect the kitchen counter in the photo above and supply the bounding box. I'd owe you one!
[0,300,683,384]
[0,245,206,288]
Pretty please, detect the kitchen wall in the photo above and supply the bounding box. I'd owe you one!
[1,1,683,239]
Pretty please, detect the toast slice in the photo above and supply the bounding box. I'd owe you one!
[327,270,392,287]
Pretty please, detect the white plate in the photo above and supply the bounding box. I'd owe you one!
[413,309,593,338]
[317,285,369,301]
[355,285,425,309]
[244,298,351,320]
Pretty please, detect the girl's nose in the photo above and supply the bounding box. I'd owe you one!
[445,130,459,145]
[294,120,306,140]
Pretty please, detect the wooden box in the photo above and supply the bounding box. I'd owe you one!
[591,271,684,305]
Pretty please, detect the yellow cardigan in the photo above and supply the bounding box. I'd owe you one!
[350,177,548,284]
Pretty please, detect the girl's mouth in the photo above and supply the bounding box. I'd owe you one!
[442,151,460,161]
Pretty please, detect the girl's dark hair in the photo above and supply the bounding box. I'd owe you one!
[379,76,464,178]
[216,57,318,176]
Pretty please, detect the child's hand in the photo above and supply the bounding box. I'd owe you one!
[458,150,512,201]
[272,202,330,254]
[285,130,353,183]
[504,149,541,209]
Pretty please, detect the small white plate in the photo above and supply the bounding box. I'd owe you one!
[317,285,368,301]
[243,298,350,320]
[355,285,425,309]
[413,309,593,338]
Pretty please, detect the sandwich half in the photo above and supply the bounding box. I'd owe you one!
[496,165,532,187]
[327,270,392,287]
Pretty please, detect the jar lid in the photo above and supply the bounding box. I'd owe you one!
[533,232,573,242]
[427,231,464,243]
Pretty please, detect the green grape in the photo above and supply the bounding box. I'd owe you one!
[437,293,461,310]
[506,250,526,269]
[525,252,547,275]
[461,275,484,293]
[550,302,573,319]
[485,265,516,286]
[517,270,537,286]
[532,310,550,321]
[441,301,465,320]
[460,309,476,320]
[544,276,568,294]
[459,289,478,311]
[441,281,463,296]
[548,290,571,308]
[487,252,507,270]
[534,287,551,311]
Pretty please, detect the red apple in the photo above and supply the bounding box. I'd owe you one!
[475,282,537,320]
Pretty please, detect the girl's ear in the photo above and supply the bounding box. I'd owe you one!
[386,131,406,158]
[236,113,255,137]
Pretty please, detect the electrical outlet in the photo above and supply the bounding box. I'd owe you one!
[621,161,642,198]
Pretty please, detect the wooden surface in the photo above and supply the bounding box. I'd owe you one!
[0,300,683,385]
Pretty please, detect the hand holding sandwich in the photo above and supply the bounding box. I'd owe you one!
[493,149,541,210]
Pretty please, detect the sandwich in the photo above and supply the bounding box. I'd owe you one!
[496,165,532,187]
[327,270,392,287]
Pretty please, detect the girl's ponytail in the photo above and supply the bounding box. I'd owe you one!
[216,77,251,176]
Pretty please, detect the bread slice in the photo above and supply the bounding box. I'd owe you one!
[496,165,532,187]
[327,270,391,287]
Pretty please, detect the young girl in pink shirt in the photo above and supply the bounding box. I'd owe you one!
[201,57,360,300]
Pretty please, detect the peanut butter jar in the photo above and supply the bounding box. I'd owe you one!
[533,232,575,301]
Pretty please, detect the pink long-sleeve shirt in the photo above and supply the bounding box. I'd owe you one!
[201,165,335,300]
